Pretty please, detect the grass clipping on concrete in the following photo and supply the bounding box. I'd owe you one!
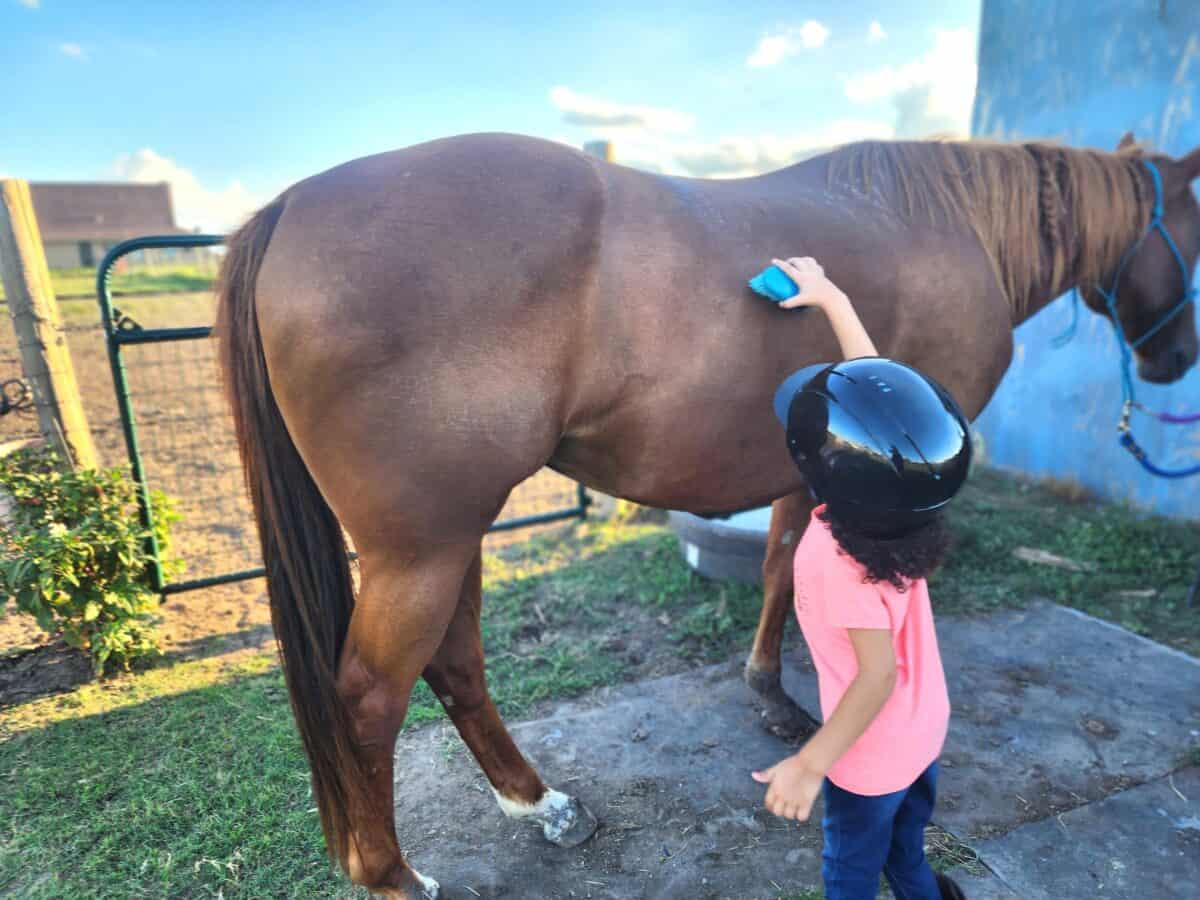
[0,468,1196,898]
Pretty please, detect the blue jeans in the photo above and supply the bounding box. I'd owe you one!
[821,763,941,900]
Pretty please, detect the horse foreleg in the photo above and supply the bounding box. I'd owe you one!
[744,492,820,741]
[423,550,598,848]
[336,548,476,900]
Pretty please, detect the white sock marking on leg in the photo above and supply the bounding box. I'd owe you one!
[491,787,572,821]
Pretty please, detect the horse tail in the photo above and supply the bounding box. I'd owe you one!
[215,198,363,864]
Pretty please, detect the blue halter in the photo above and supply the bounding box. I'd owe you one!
[1055,159,1200,479]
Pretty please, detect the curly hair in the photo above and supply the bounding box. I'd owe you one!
[818,507,951,592]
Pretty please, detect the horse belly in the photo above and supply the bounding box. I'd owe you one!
[552,306,818,513]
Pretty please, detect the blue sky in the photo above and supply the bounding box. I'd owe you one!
[2,1,980,231]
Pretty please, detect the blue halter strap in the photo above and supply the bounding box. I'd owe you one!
[1055,159,1200,478]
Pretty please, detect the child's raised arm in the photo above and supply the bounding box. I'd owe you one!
[772,257,879,360]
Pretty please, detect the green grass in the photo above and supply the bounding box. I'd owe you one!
[0,265,216,302]
[936,469,1200,655]
[925,824,983,876]
[0,518,760,899]
[56,289,217,328]
[0,469,1195,897]
[0,654,360,898]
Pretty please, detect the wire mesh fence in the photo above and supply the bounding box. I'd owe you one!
[0,346,41,447]
[118,331,259,582]
[3,280,586,591]
[0,297,105,452]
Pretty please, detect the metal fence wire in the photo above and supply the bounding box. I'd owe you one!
[116,334,260,583]
[89,235,587,596]
[0,352,41,447]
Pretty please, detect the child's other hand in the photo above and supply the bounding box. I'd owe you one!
[772,257,848,312]
[751,754,825,821]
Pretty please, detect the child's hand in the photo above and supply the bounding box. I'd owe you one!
[751,753,825,821]
[772,257,848,312]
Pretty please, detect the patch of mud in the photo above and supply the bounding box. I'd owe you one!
[406,772,820,899]
[1001,664,1051,690]
[0,580,276,707]
[0,642,93,708]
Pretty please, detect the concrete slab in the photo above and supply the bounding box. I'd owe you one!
[389,602,1200,898]
[934,603,1200,839]
[395,660,828,899]
[939,867,1023,900]
[964,768,1200,900]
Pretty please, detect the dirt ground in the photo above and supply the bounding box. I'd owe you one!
[0,291,584,705]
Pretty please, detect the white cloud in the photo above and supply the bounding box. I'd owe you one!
[18,0,40,9]
[547,86,892,178]
[868,21,886,43]
[59,43,86,59]
[747,21,830,68]
[843,28,976,138]
[111,149,261,232]
[597,136,677,174]
[799,21,830,48]
[548,88,697,173]
[748,36,793,68]
[670,119,895,178]
[550,86,694,133]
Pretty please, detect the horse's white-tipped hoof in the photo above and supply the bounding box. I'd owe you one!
[493,787,599,847]
[365,867,439,899]
[542,794,598,847]
[415,870,440,899]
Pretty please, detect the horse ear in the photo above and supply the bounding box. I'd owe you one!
[1117,131,1137,151]
[1176,146,1200,181]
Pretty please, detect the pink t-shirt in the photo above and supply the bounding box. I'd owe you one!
[793,505,950,796]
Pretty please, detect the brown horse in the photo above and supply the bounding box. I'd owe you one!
[216,132,1199,898]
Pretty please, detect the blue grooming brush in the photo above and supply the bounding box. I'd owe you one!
[748,264,800,303]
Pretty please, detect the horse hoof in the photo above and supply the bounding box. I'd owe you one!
[762,698,820,742]
[744,664,820,742]
[367,869,440,900]
[493,787,600,847]
[744,663,782,698]
[542,795,599,847]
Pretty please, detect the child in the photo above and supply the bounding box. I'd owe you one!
[752,257,971,900]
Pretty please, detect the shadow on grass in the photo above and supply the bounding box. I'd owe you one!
[0,521,763,898]
[0,659,362,899]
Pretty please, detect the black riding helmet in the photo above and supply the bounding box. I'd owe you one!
[773,358,972,536]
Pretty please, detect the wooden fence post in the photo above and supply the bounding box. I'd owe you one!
[0,179,98,469]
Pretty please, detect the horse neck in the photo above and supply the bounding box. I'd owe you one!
[1008,147,1149,328]
[1013,239,1082,328]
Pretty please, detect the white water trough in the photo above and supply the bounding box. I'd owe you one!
[667,506,772,585]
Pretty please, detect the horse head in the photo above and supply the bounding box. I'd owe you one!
[1092,132,1200,384]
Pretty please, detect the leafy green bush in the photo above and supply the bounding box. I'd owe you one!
[0,451,182,673]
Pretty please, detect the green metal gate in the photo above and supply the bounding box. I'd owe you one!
[96,234,589,597]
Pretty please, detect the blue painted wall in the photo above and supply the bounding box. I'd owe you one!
[972,0,1200,518]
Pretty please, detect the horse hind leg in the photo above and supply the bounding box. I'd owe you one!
[335,545,481,899]
[423,550,598,847]
[744,492,820,741]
